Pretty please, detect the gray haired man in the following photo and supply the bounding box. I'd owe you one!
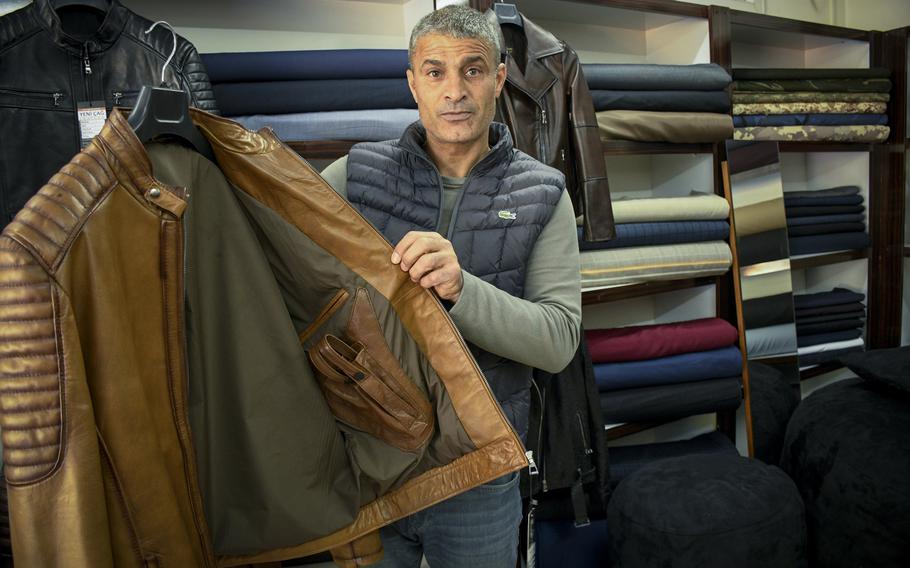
[320,5,581,566]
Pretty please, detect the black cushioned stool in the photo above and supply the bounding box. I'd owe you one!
[608,454,807,568]
[780,377,910,568]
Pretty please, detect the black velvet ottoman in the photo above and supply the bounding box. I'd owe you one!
[608,454,807,568]
[780,376,910,568]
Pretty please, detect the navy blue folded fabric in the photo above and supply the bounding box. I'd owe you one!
[795,301,866,318]
[796,309,865,325]
[787,222,866,236]
[733,114,888,127]
[799,345,865,367]
[788,231,870,255]
[798,328,863,348]
[743,293,795,329]
[600,376,742,424]
[732,67,891,80]
[577,221,729,251]
[583,64,731,91]
[213,79,416,116]
[784,194,864,207]
[787,205,865,217]
[787,213,865,227]
[785,186,860,198]
[796,318,865,336]
[593,346,742,392]
[794,287,866,309]
[590,90,731,112]
[201,49,409,83]
[737,228,789,266]
[609,430,738,486]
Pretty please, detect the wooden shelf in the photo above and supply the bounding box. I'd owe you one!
[778,142,874,153]
[286,140,356,160]
[729,10,870,41]
[601,140,715,155]
[605,419,675,441]
[582,276,719,305]
[789,248,869,270]
[800,362,845,381]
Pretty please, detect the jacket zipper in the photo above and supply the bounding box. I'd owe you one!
[538,107,549,160]
[82,44,93,100]
[0,87,65,106]
[531,378,546,492]
[112,90,141,106]
[410,152,481,239]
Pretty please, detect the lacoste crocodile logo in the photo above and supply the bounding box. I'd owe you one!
[498,210,517,220]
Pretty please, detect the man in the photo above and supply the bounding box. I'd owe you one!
[320,5,581,566]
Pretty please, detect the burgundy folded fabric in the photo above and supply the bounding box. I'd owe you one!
[586,318,739,363]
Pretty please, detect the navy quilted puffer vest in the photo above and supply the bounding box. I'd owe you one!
[347,122,563,439]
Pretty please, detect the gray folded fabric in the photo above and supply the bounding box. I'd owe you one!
[583,63,731,91]
[598,110,734,143]
[732,92,890,103]
[590,90,731,113]
[233,109,419,142]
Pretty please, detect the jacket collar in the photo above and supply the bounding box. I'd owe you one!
[485,10,562,102]
[398,121,514,177]
[32,0,128,55]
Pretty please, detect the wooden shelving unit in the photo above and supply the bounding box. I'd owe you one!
[581,276,720,305]
[790,249,870,271]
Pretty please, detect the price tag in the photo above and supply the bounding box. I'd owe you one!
[77,100,107,148]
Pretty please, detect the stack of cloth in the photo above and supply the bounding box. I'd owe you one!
[201,49,418,142]
[588,318,743,425]
[578,192,732,288]
[609,431,739,488]
[784,185,870,255]
[732,68,891,142]
[794,287,866,367]
[583,63,734,143]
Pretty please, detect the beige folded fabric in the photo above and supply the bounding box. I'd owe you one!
[597,110,733,143]
[577,193,730,225]
[580,241,732,288]
[732,91,890,103]
[734,125,890,142]
[732,101,886,115]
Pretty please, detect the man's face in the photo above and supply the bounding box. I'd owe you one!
[407,33,506,150]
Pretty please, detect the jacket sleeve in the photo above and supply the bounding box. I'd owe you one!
[565,47,615,241]
[0,238,115,567]
[176,42,220,115]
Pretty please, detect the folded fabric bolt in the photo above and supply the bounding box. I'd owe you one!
[732,68,891,80]
[798,345,865,368]
[600,376,743,424]
[592,346,743,392]
[732,91,890,103]
[586,318,738,363]
[795,301,866,318]
[732,78,892,92]
[233,109,419,142]
[737,227,790,266]
[583,63,731,91]
[794,287,866,310]
[733,114,888,127]
[733,102,886,115]
[788,231,870,255]
[608,430,738,486]
[590,90,731,113]
[607,193,730,223]
[784,185,861,198]
[796,318,865,336]
[577,220,729,251]
[598,110,734,143]
[580,241,732,288]
[784,194,864,207]
[734,125,890,142]
[786,204,866,217]
[787,222,867,237]
[213,78,416,116]
[745,324,799,358]
[202,49,409,82]
[742,293,797,329]
[787,213,865,226]
[795,310,865,325]
[798,329,864,348]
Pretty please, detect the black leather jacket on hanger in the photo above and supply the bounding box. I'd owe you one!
[0,0,218,225]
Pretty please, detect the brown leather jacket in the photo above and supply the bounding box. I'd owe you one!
[0,109,527,567]
[488,10,615,241]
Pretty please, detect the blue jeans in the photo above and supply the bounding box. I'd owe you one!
[373,472,522,568]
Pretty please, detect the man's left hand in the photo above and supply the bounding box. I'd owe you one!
[391,231,464,302]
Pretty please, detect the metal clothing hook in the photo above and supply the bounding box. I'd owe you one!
[144,20,177,86]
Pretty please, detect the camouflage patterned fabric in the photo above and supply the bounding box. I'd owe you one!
[733,125,890,142]
[732,92,890,103]
[732,101,886,115]
[732,78,891,92]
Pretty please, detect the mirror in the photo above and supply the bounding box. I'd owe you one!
[723,140,801,464]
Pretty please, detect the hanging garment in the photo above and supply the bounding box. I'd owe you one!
[0,109,527,567]
[0,0,218,225]
[487,10,615,242]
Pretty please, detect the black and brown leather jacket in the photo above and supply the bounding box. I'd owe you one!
[0,109,527,567]
[488,10,615,242]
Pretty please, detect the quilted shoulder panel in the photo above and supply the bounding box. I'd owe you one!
[0,238,61,485]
